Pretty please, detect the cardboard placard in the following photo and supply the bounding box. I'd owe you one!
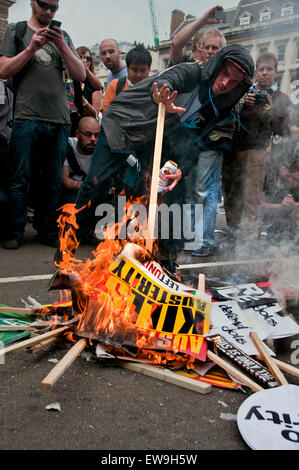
[237,385,299,450]
[77,247,211,361]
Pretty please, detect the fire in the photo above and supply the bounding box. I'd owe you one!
[53,199,206,369]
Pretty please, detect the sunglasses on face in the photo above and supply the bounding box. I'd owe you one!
[80,55,92,62]
[35,0,59,12]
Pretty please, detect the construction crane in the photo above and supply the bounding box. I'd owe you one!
[148,0,159,47]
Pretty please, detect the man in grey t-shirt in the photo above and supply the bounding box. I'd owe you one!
[0,0,86,249]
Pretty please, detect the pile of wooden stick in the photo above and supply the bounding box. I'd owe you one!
[1,272,298,395]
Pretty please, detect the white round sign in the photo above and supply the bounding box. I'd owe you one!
[237,385,299,450]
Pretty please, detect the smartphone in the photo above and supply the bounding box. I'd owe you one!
[48,20,62,29]
[215,8,225,22]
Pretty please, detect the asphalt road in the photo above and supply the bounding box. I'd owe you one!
[0,223,298,456]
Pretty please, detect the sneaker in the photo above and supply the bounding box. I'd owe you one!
[2,237,22,250]
[192,245,215,257]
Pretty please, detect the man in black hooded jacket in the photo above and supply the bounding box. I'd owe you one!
[55,45,254,273]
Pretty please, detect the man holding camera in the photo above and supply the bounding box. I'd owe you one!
[0,0,85,249]
[224,51,291,249]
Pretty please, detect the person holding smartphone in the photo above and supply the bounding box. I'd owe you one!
[0,0,86,250]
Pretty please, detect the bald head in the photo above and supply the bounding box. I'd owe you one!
[99,39,123,72]
[76,117,100,155]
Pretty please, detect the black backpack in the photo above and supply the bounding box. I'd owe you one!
[115,76,127,96]
[65,144,87,180]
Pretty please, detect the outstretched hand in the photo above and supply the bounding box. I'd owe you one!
[161,169,183,194]
[153,82,186,114]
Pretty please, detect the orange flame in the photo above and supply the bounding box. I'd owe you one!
[53,198,188,367]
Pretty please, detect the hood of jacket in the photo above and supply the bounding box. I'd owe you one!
[199,44,254,116]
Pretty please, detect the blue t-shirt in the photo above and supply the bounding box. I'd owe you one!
[106,65,127,87]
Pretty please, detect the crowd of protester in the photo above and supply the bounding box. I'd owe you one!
[0,2,298,275]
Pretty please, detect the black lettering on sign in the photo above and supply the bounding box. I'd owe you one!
[168,294,181,306]
[138,277,152,296]
[111,259,126,278]
[281,430,299,443]
[149,284,161,302]
[161,305,178,333]
[131,291,146,316]
[245,406,265,421]
[177,307,194,334]
[151,303,163,330]
[124,266,135,284]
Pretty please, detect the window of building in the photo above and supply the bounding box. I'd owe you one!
[296,42,299,60]
[277,44,286,62]
[281,5,294,17]
[239,13,251,25]
[260,8,271,21]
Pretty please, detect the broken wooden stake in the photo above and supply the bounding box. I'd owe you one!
[256,356,299,379]
[0,306,39,315]
[146,102,166,254]
[0,326,69,359]
[0,325,35,331]
[30,337,60,354]
[119,361,212,395]
[41,338,87,388]
[250,332,288,386]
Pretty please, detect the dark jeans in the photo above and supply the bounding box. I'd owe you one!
[75,127,185,255]
[9,119,69,239]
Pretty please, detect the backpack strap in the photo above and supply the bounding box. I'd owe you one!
[14,21,27,54]
[66,144,87,179]
[116,76,127,96]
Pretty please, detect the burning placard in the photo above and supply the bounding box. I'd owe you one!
[76,243,211,361]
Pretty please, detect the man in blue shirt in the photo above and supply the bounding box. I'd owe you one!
[99,39,127,87]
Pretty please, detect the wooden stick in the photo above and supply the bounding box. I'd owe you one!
[178,258,273,270]
[0,326,68,359]
[119,361,212,395]
[0,325,35,331]
[197,273,205,292]
[250,331,288,386]
[41,338,87,388]
[30,337,60,354]
[257,356,299,379]
[207,350,264,393]
[146,102,166,253]
[0,306,39,315]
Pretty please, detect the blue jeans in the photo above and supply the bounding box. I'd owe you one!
[9,119,69,238]
[189,148,224,248]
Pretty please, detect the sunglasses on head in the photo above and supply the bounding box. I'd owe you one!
[35,0,59,12]
[80,55,92,62]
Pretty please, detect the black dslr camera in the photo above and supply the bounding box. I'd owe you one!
[254,88,273,106]
[289,186,299,203]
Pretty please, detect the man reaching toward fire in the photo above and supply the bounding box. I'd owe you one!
[54,44,254,275]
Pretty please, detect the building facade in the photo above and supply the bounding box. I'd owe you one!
[0,0,15,41]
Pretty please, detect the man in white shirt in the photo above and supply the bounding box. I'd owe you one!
[61,116,100,204]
